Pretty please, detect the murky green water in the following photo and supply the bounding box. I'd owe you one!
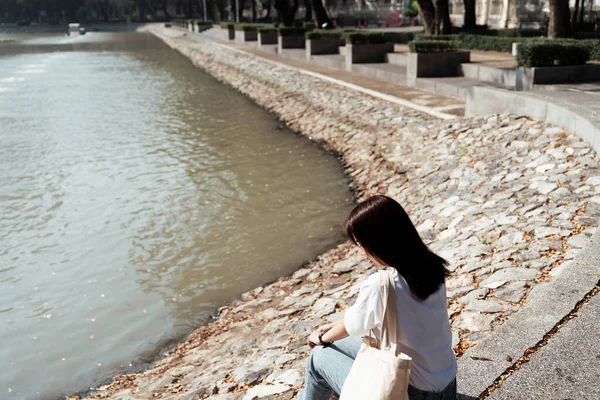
[0,32,353,399]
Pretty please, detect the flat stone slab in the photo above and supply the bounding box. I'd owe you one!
[488,289,600,399]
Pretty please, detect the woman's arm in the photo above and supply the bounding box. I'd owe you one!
[308,319,349,348]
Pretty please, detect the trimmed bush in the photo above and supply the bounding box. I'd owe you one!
[278,27,307,37]
[346,32,385,45]
[234,23,266,32]
[220,22,234,29]
[409,40,459,53]
[380,32,415,44]
[457,34,526,52]
[258,27,277,34]
[517,41,590,67]
[414,34,459,41]
[196,20,215,25]
[306,29,347,40]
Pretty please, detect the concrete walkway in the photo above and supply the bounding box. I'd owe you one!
[191,28,466,116]
[488,284,600,399]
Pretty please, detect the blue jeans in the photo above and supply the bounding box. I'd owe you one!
[298,336,457,400]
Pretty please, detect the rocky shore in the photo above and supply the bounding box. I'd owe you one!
[82,25,600,400]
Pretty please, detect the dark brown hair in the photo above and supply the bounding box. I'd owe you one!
[344,195,450,301]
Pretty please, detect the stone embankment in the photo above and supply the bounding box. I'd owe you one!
[82,25,600,400]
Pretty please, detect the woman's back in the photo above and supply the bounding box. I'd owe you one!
[345,268,457,392]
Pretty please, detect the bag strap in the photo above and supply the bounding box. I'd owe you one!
[379,269,399,355]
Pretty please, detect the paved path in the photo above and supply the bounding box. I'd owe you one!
[534,83,600,118]
[489,284,600,399]
[191,28,466,116]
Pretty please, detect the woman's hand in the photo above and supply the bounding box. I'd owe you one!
[307,322,336,348]
[307,330,322,348]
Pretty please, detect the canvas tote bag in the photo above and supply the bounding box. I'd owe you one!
[339,269,412,400]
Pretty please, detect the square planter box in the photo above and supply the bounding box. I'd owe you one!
[235,30,258,43]
[516,64,600,91]
[344,43,394,72]
[406,51,470,84]
[278,35,306,54]
[258,31,278,46]
[306,38,347,60]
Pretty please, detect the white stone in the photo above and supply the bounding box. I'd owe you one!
[481,280,506,289]
[586,176,600,186]
[534,226,561,238]
[266,368,304,386]
[242,384,293,400]
[567,234,589,248]
[480,268,539,286]
[536,182,557,195]
[453,311,495,332]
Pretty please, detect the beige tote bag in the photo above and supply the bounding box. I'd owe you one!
[339,270,412,400]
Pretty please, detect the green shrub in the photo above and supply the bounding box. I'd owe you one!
[196,20,215,25]
[517,41,590,67]
[234,23,266,31]
[381,32,415,44]
[404,0,419,18]
[278,27,307,37]
[220,22,234,30]
[258,27,277,34]
[306,29,347,40]
[578,39,600,61]
[346,32,385,45]
[457,34,525,52]
[414,34,459,41]
[409,40,459,53]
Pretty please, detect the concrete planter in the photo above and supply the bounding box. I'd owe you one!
[258,31,278,46]
[344,43,394,72]
[305,38,346,60]
[406,51,471,84]
[516,64,600,91]
[235,30,258,43]
[278,36,306,54]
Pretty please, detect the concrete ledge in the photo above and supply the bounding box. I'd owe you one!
[516,64,600,91]
[306,39,346,60]
[466,86,600,154]
[344,43,394,72]
[457,230,600,398]
[386,52,407,66]
[258,31,277,46]
[310,54,345,71]
[277,36,305,54]
[235,30,258,43]
[459,64,517,87]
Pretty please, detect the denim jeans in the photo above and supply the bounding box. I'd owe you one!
[298,336,457,400]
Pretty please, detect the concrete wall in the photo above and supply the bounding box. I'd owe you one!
[344,43,395,72]
[305,39,346,60]
[466,86,600,155]
[516,65,600,91]
[258,31,278,46]
[407,52,470,84]
[278,36,306,53]
[235,30,258,43]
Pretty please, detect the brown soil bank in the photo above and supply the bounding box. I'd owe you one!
[81,25,600,400]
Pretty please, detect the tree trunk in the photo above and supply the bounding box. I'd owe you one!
[434,0,451,33]
[239,0,246,21]
[416,0,436,34]
[252,0,257,20]
[463,0,476,30]
[572,0,580,24]
[265,0,272,18]
[304,0,312,22]
[578,0,585,24]
[310,0,332,27]
[548,0,571,38]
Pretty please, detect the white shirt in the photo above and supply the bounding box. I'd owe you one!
[344,268,457,392]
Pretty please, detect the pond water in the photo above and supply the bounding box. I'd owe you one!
[0,31,353,399]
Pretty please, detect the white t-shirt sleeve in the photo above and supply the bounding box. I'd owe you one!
[344,274,383,337]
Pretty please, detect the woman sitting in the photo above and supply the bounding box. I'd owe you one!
[299,195,457,400]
